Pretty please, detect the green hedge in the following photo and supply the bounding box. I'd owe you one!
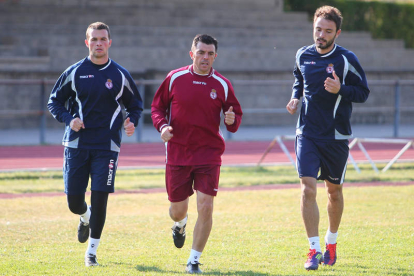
[284,0,414,48]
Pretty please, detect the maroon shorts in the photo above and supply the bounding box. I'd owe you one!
[165,164,221,202]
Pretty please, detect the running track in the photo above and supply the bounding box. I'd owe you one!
[0,140,413,171]
[1,141,413,199]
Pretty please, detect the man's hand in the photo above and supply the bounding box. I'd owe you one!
[124,117,135,137]
[286,98,299,115]
[224,106,235,125]
[70,118,85,132]
[161,126,173,142]
[324,70,341,94]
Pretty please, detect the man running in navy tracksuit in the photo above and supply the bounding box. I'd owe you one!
[286,6,370,270]
[48,22,143,267]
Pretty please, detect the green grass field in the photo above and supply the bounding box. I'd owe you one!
[0,164,413,275]
[1,163,414,194]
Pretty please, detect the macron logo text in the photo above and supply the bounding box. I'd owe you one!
[107,159,114,185]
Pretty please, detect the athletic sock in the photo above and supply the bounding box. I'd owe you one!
[80,205,91,224]
[325,229,338,245]
[175,215,187,228]
[187,249,202,264]
[85,238,100,256]
[308,236,322,252]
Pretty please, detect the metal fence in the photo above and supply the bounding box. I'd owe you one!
[0,79,413,144]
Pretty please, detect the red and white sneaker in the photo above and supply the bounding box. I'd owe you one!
[323,243,337,266]
[304,249,323,270]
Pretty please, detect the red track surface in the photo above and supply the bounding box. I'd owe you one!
[0,140,413,171]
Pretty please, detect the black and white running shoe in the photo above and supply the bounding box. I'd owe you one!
[85,254,99,267]
[186,261,202,274]
[77,218,89,243]
[172,223,186,248]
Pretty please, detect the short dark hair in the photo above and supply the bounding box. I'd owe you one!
[192,34,218,52]
[313,6,342,32]
[86,22,111,40]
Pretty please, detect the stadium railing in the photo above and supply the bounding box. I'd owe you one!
[257,135,414,173]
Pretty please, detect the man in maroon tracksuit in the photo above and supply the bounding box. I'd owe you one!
[151,34,242,274]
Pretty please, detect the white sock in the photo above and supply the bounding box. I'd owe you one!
[80,205,91,224]
[325,230,338,245]
[188,249,202,264]
[308,236,321,252]
[85,238,100,257]
[175,215,187,228]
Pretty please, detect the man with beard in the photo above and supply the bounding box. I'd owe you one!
[286,6,370,270]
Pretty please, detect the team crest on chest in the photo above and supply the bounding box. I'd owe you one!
[326,63,334,73]
[210,89,217,99]
[105,79,113,89]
